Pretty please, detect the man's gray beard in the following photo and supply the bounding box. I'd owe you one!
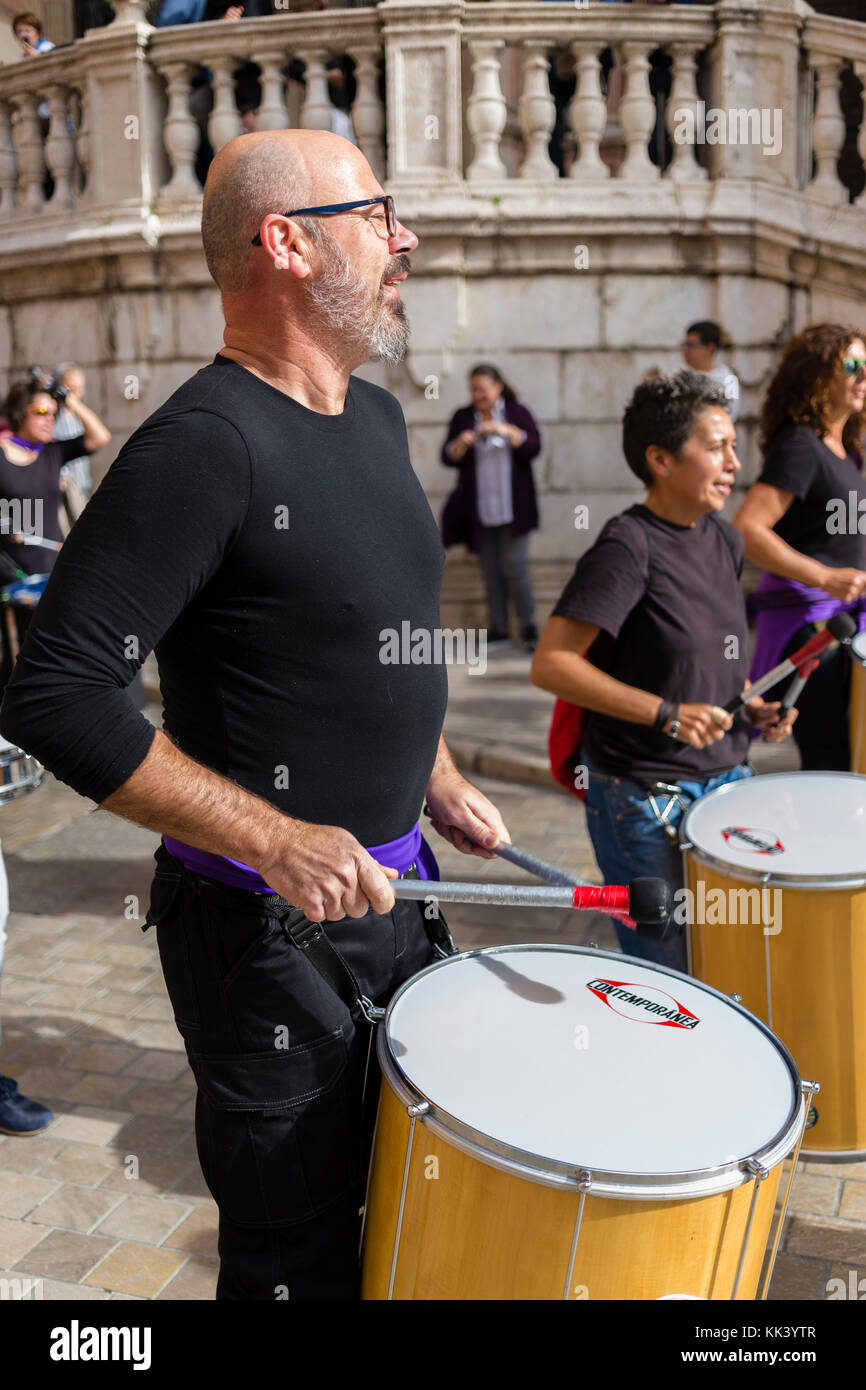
[304,234,410,364]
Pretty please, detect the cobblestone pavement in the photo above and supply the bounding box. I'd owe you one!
[0,679,862,1301]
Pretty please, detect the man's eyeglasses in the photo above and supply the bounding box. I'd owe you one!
[251,195,396,247]
[842,357,866,378]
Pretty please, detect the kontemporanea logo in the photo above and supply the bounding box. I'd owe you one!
[586,978,700,1030]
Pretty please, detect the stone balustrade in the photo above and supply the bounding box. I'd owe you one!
[0,0,860,249]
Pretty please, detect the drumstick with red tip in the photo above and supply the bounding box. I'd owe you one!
[779,655,821,717]
[392,876,673,937]
[721,611,857,715]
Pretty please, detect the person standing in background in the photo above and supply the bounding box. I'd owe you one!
[681,320,740,422]
[441,364,542,650]
[734,323,866,769]
[52,364,93,502]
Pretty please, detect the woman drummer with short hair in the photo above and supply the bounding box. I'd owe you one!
[530,371,795,973]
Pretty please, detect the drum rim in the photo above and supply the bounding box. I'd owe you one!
[680,771,866,887]
[379,943,804,1200]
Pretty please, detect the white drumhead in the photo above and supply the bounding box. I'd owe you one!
[385,946,799,1185]
[0,737,18,754]
[682,772,866,883]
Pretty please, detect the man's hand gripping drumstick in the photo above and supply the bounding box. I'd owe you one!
[103,732,509,923]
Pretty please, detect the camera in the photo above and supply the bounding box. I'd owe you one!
[27,365,69,405]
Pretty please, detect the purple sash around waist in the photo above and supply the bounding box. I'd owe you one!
[162,820,439,894]
[747,573,866,681]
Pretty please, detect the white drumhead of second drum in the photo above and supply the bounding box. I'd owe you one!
[385,946,799,1188]
[682,772,866,883]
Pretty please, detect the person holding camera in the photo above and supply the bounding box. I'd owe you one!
[0,377,110,685]
[441,364,542,650]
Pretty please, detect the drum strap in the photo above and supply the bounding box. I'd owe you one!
[263,868,456,1026]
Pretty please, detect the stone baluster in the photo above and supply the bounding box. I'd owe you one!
[297,49,332,131]
[667,43,706,182]
[73,88,89,198]
[0,100,17,220]
[253,50,289,131]
[856,59,866,208]
[808,52,846,204]
[44,85,77,209]
[466,40,507,182]
[12,92,46,216]
[158,61,201,202]
[619,42,657,180]
[349,45,385,183]
[569,43,608,181]
[518,41,556,180]
[208,56,243,153]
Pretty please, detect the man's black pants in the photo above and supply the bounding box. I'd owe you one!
[144,846,443,1301]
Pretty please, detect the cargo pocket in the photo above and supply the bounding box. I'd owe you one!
[148,872,201,1031]
[190,1029,361,1227]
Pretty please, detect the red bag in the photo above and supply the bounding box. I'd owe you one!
[548,697,587,800]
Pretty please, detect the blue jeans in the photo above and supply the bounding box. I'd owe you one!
[582,753,754,973]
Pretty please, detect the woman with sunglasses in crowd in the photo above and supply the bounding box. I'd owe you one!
[734,324,866,769]
[0,378,111,685]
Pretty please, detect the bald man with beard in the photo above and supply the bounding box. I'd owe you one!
[1,131,510,1300]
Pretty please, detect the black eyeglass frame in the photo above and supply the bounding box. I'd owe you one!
[251,195,396,246]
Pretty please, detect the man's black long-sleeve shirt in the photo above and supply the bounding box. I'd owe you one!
[0,356,449,847]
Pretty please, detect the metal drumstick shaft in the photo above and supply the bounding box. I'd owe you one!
[394,879,574,908]
[490,841,580,887]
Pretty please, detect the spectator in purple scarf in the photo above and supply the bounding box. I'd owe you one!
[734,324,866,769]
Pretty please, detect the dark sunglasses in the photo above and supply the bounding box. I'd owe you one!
[842,357,866,377]
[251,195,396,247]
[28,406,56,417]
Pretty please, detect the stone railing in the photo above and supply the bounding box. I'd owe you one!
[0,0,861,251]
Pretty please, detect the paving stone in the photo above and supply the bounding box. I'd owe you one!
[127,1022,184,1053]
[155,1254,218,1300]
[112,1115,192,1157]
[162,1206,218,1256]
[99,1155,190,1199]
[786,1216,866,1264]
[767,1253,831,1301]
[12,1065,85,1100]
[82,1240,186,1297]
[25,1184,125,1233]
[0,1174,59,1219]
[100,945,156,968]
[838,1182,866,1223]
[34,1278,110,1300]
[41,961,111,985]
[826,1261,866,1300]
[64,1073,139,1108]
[39,1144,126,1185]
[95,1194,191,1244]
[786,1173,842,1218]
[14,1228,116,1282]
[121,1051,189,1083]
[0,1216,53,1266]
[130,997,174,1022]
[72,1017,145,1042]
[167,1164,214,1206]
[120,1082,189,1118]
[66,1042,141,1075]
[96,991,155,1018]
[0,1135,67,1175]
[49,1107,132,1147]
[96,967,161,994]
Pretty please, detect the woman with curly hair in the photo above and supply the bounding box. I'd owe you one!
[734,323,866,768]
